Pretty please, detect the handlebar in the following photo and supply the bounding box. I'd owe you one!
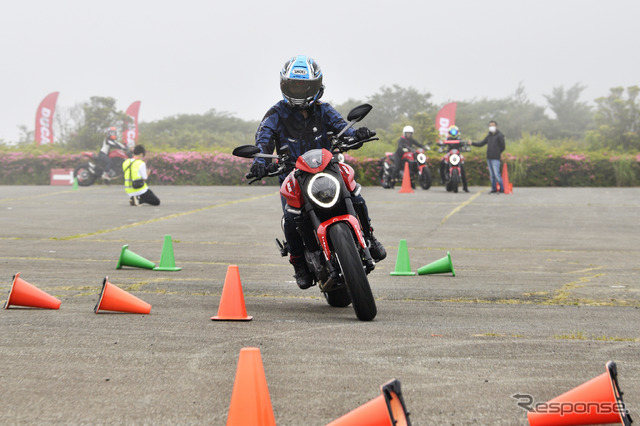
[245,162,286,184]
[242,134,379,184]
[331,136,379,154]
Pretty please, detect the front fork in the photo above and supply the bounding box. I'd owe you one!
[338,198,376,273]
[275,198,376,274]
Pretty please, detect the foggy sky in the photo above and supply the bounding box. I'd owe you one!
[1,0,638,142]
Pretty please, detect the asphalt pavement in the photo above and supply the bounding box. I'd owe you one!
[1,184,639,425]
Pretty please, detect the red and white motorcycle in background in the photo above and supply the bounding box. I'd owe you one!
[438,139,470,193]
[233,104,379,321]
[398,146,432,190]
[74,145,131,186]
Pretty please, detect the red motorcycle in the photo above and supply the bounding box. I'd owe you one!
[74,146,130,186]
[398,146,432,190]
[232,104,379,321]
[379,152,397,189]
[438,140,470,193]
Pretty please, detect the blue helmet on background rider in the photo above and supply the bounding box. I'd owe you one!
[448,125,460,139]
[280,55,324,109]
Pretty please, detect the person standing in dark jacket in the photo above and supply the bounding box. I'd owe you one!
[471,121,506,193]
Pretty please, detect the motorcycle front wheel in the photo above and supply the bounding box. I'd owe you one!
[450,169,459,193]
[420,167,432,190]
[74,164,96,186]
[324,286,351,307]
[329,222,377,321]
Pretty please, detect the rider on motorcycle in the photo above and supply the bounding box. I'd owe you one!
[394,125,425,178]
[250,55,386,289]
[439,125,469,192]
[99,127,127,180]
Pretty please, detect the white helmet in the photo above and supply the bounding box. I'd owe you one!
[403,125,414,136]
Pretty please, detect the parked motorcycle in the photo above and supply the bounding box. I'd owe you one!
[379,152,396,189]
[74,147,131,186]
[438,140,470,193]
[232,104,379,321]
[397,146,432,190]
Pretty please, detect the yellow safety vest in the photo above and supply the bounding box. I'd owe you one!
[123,159,148,194]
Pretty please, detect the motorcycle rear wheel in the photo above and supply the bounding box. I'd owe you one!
[74,165,96,186]
[381,174,395,189]
[329,222,377,321]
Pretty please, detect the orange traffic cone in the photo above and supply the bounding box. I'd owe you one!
[527,361,631,426]
[211,265,252,321]
[4,272,61,309]
[398,162,414,194]
[327,379,411,426]
[226,347,276,426]
[94,277,151,314]
[502,162,512,194]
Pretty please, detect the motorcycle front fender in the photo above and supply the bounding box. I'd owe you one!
[316,215,366,260]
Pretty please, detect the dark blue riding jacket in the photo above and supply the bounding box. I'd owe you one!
[253,101,356,179]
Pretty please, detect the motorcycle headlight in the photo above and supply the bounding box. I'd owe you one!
[449,154,461,166]
[417,153,426,164]
[307,173,340,208]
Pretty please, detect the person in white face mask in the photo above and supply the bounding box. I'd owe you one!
[471,121,506,193]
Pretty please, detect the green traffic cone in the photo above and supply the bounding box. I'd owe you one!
[417,251,455,276]
[72,177,79,190]
[390,239,415,276]
[153,235,181,271]
[116,245,156,270]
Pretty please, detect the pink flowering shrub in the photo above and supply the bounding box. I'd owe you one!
[0,152,83,184]
[146,152,254,185]
[0,151,638,186]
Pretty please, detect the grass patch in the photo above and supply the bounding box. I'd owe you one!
[554,331,638,341]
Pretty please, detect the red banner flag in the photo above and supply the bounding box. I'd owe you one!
[35,92,59,145]
[435,102,457,142]
[123,101,141,149]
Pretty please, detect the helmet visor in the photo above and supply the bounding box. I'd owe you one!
[281,78,323,102]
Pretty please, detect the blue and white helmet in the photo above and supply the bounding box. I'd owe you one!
[280,55,324,109]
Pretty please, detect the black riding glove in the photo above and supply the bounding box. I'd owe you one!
[355,127,376,141]
[250,162,266,179]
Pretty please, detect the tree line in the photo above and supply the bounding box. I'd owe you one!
[7,83,640,157]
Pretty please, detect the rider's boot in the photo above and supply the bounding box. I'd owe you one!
[289,255,314,289]
[367,226,387,262]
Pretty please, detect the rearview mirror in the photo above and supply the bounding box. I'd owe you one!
[232,145,261,158]
[347,104,373,122]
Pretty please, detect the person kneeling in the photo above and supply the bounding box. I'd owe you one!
[123,145,160,206]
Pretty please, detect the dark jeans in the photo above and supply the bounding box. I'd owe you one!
[139,189,160,206]
[487,159,503,192]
